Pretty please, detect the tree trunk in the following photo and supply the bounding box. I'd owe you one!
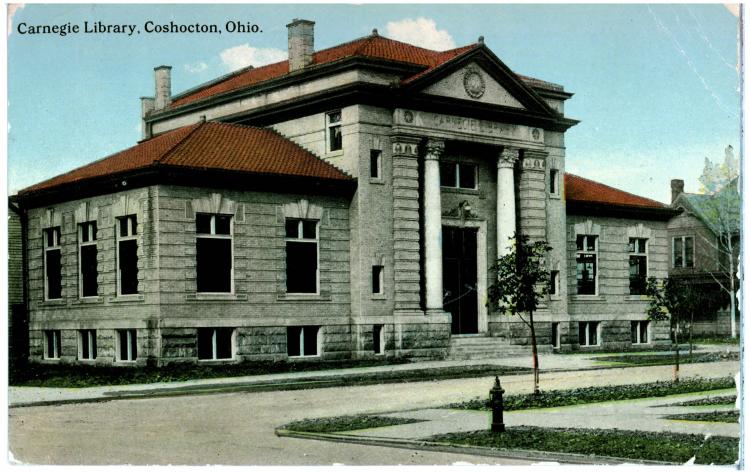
[673,322,680,384]
[529,310,540,395]
[689,313,694,360]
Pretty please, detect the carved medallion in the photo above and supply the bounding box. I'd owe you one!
[403,110,414,123]
[531,128,541,140]
[463,68,486,99]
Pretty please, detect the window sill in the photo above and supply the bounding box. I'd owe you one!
[197,358,236,364]
[187,293,248,301]
[73,296,105,304]
[569,295,607,302]
[371,294,387,300]
[40,358,61,363]
[277,293,332,302]
[625,295,648,301]
[548,193,561,200]
[40,299,66,306]
[579,344,602,348]
[288,354,322,360]
[109,294,145,303]
[441,187,479,195]
[369,178,385,185]
[113,360,138,366]
[326,150,344,158]
[549,295,562,301]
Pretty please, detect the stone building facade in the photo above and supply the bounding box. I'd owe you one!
[14,20,677,366]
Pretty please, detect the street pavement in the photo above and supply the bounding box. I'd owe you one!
[7,360,740,465]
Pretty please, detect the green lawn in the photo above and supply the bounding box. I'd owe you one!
[281,415,422,433]
[664,395,736,407]
[664,411,739,423]
[427,427,737,464]
[593,351,738,367]
[445,377,736,411]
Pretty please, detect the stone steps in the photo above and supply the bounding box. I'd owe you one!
[447,335,551,360]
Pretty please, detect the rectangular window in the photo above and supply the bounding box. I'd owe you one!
[117,215,139,295]
[196,213,233,293]
[550,169,559,195]
[287,326,320,357]
[440,162,477,190]
[549,270,559,296]
[372,265,384,295]
[578,322,600,346]
[44,227,62,300]
[78,221,98,297]
[44,330,61,359]
[629,238,648,295]
[631,321,650,344]
[116,329,137,362]
[373,324,384,355]
[370,150,381,179]
[197,328,234,360]
[326,110,342,152]
[78,329,97,360]
[285,219,319,293]
[551,322,560,348]
[575,235,597,295]
[672,236,695,268]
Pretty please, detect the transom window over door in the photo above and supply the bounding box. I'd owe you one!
[285,219,319,294]
[440,162,477,190]
[576,235,597,295]
[196,213,233,293]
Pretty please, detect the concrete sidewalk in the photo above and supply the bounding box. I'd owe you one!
[9,344,739,408]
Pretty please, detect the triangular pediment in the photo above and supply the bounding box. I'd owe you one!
[404,46,561,119]
[420,62,526,109]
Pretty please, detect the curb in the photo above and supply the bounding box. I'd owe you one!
[274,428,676,465]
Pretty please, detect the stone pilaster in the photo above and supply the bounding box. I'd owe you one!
[518,149,548,241]
[391,136,422,312]
[497,147,518,256]
[423,138,445,311]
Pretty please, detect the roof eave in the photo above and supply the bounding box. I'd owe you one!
[566,200,680,221]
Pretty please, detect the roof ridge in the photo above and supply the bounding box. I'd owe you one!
[155,121,206,164]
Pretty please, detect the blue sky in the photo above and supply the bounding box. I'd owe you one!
[7,3,741,203]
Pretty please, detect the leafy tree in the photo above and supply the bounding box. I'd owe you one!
[488,233,552,395]
[696,146,741,338]
[645,277,702,382]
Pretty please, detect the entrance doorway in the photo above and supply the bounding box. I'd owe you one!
[442,226,479,334]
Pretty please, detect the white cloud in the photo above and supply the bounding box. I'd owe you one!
[220,44,286,71]
[7,4,25,36]
[385,17,456,51]
[724,4,740,17]
[184,61,208,74]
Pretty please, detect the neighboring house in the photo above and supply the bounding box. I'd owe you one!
[8,202,28,368]
[668,179,740,337]
[12,20,676,366]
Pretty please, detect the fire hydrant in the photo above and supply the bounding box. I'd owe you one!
[490,375,505,433]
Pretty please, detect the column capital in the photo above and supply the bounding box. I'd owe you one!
[521,149,548,171]
[497,147,519,169]
[425,138,445,161]
[391,135,421,157]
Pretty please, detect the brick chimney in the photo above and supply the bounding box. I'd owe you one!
[671,179,684,203]
[154,65,172,110]
[287,19,315,72]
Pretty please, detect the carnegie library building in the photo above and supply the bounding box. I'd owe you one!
[13,20,679,366]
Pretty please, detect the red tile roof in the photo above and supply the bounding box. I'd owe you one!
[169,34,482,108]
[19,122,352,195]
[564,173,667,209]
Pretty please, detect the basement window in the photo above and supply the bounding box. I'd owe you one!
[44,227,62,300]
[44,330,61,359]
[117,215,139,295]
[78,221,98,297]
[326,110,342,152]
[373,324,384,355]
[197,328,235,360]
[578,322,600,347]
[287,326,320,357]
[116,329,137,362]
[285,219,319,294]
[196,213,233,293]
[631,321,650,345]
[78,329,97,360]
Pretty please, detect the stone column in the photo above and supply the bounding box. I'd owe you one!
[497,147,519,256]
[423,138,445,312]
